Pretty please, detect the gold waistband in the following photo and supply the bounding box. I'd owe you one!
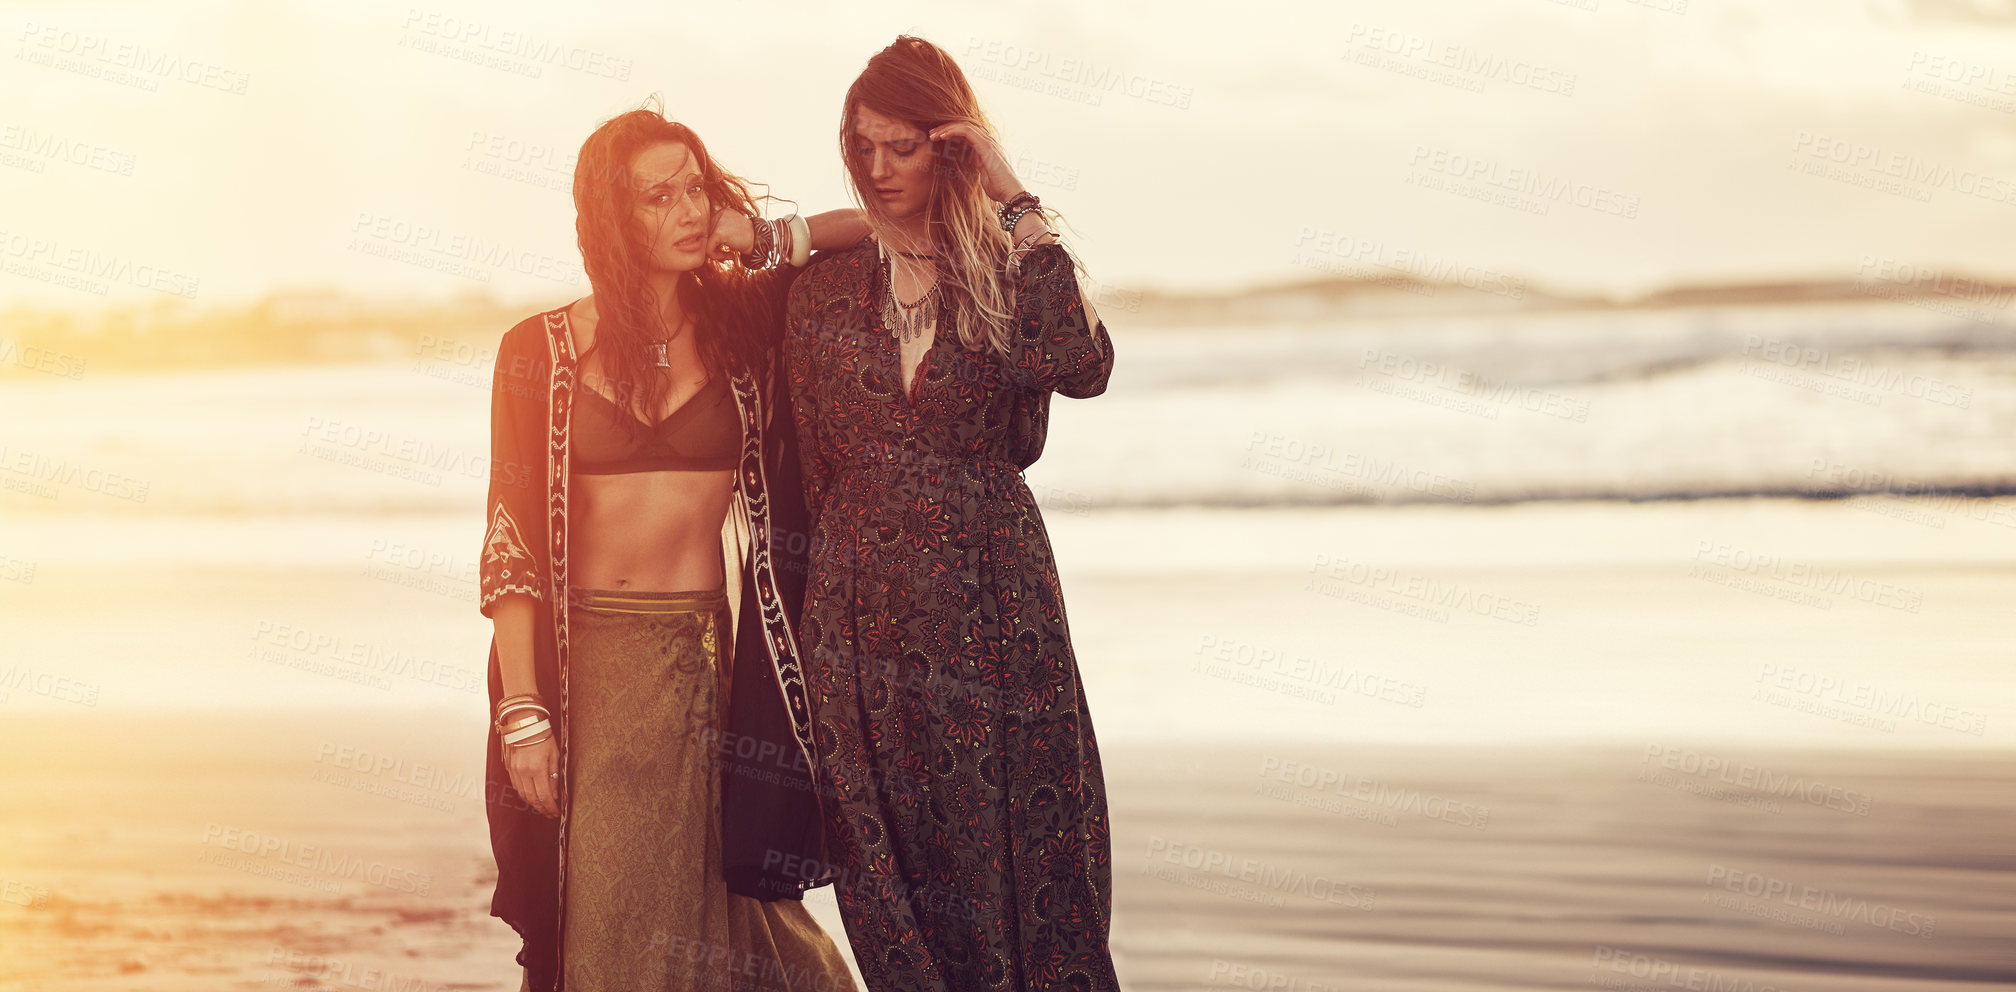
[567,586,729,615]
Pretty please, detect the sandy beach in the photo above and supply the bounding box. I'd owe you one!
[1,710,2010,991]
[3,494,2013,991]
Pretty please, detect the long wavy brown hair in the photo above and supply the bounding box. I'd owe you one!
[572,100,773,420]
[841,36,1023,356]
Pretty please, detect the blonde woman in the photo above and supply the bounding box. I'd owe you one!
[783,36,1119,992]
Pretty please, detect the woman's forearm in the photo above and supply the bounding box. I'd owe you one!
[1010,208,1052,247]
[804,209,869,251]
[1008,210,1101,329]
[491,594,542,699]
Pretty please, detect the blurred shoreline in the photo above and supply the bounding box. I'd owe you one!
[4,268,2012,375]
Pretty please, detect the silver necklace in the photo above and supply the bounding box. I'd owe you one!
[646,314,694,368]
[881,247,938,345]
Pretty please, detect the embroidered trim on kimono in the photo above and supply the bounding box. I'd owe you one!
[541,310,578,984]
[530,308,820,988]
[727,373,816,760]
[481,503,541,606]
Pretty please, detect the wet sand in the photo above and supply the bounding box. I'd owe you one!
[3,496,2010,990]
[1,712,2009,991]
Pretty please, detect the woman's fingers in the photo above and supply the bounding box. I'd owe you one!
[504,741,562,819]
[927,121,1016,200]
[538,743,560,818]
[705,208,752,259]
[929,122,977,163]
[927,119,977,142]
[713,210,737,262]
[712,220,738,260]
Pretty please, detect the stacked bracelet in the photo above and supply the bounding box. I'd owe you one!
[997,191,1039,232]
[998,191,1040,234]
[739,213,776,270]
[495,692,543,722]
[502,714,552,747]
[1004,202,1057,274]
[735,211,814,270]
[495,693,553,747]
[785,214,811,267]
[737,216,800,271]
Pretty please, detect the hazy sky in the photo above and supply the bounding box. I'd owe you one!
[4,0,2015,308]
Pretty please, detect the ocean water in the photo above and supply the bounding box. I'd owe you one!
[0,300,2009,748]
[0,298,2011,519]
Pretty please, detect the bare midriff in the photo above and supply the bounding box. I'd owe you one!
[568,469,735,591]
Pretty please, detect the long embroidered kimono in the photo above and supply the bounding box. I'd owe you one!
[783,239,1121,991]
[479,268,830,992]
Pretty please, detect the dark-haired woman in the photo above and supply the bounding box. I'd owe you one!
[479,106,867,992]
[783,37,1119,992]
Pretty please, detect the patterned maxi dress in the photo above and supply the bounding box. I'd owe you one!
[782,237,1120,992]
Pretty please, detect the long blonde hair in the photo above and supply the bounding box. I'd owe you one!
[840,35,1021,355]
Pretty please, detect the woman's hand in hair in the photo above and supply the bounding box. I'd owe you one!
[928,121,1021,203]
[706,207,756,262]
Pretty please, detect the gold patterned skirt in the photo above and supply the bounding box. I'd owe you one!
[554,586,856,992]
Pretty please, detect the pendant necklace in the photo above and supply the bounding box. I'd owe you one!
[647,313,694,368]
[881,243,939,345]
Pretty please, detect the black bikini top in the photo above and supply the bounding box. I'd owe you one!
[571,375,740,474]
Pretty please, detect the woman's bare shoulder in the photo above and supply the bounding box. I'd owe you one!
[564,295,598,352]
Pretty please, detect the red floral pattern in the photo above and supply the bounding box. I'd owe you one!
[785,239,1119,992]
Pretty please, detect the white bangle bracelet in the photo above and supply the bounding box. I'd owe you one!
[786,213,812,268]
[504,719,552,745]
